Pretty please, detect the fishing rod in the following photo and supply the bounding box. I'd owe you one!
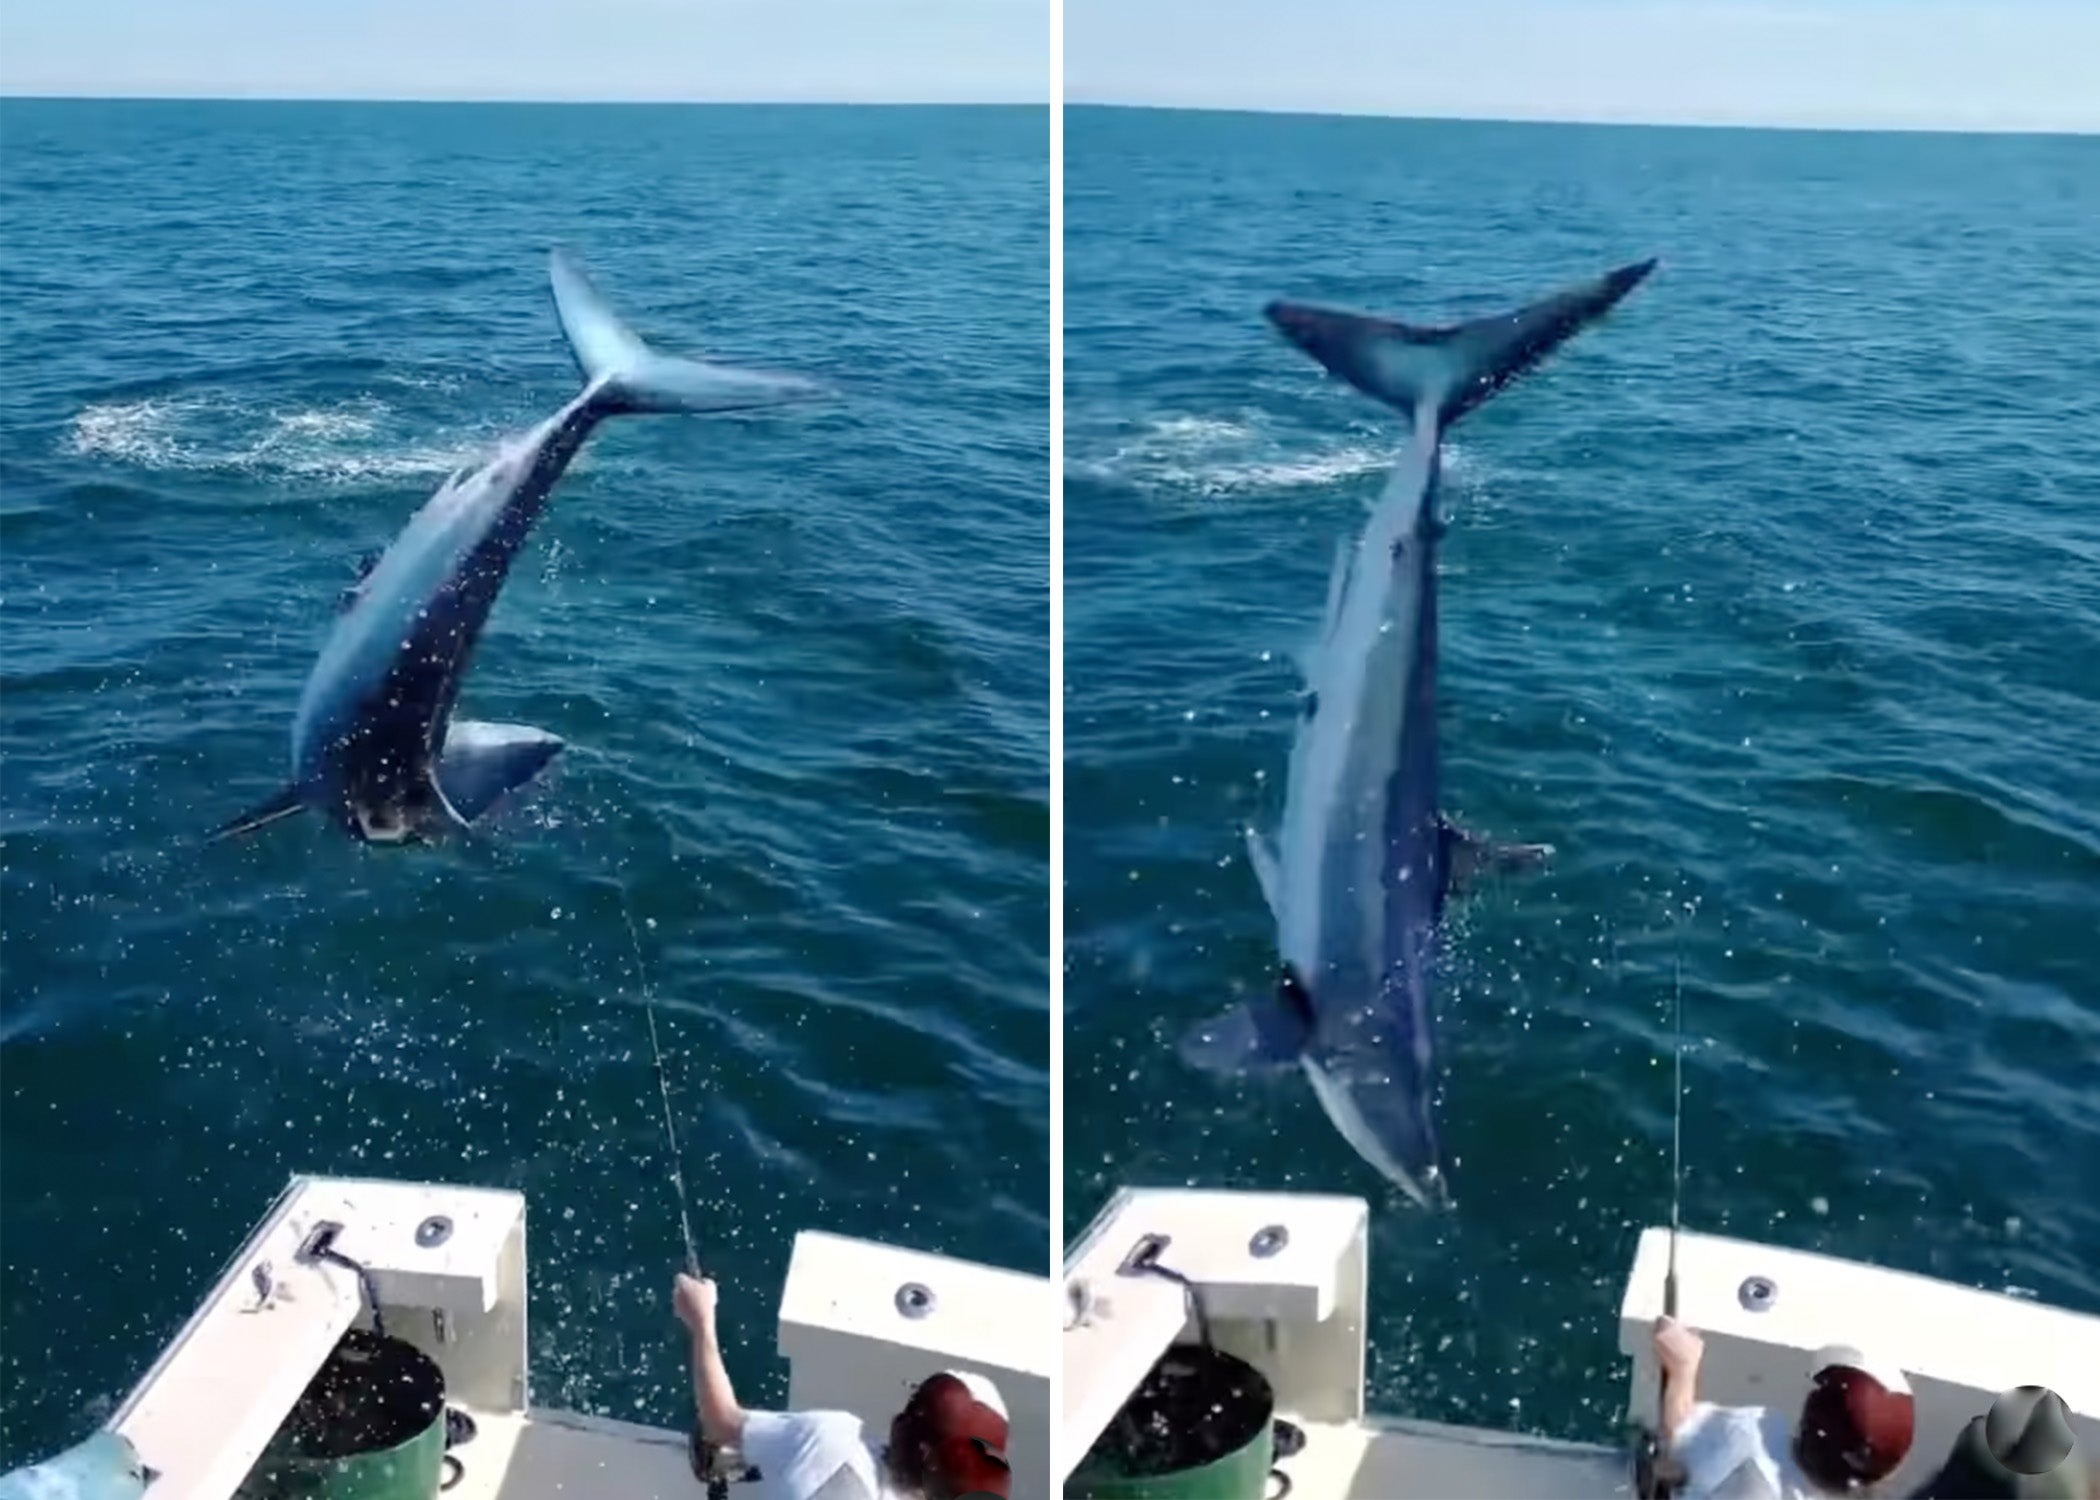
[1636,924,1692,1500]
[1665,930,1685,1320]
[616,884,727,1500]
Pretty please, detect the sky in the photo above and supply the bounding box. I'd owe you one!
[2,0,2093,129]
[1067,0,2100,133]
[0,0,1047,103]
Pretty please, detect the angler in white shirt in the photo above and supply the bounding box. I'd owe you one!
[675,1273,1012,1500]
[1653,1316,1916,1499]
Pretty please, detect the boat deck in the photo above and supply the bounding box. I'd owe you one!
[1281,1415,1628,1500]
[441,1406,1632,1500]
[99,1175,1049,1500]
[447,1408,693,1500]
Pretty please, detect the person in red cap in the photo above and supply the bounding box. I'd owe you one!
[675,1273,1013,1500]
[1655,1316,1917,1497]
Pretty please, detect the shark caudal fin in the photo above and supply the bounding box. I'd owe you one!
[1265,258,1656,429]
[548,248,826,417]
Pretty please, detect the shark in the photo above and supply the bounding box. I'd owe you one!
[1181,258,1657,1206]
[0,1430,151,1500]
[210,249,824,847]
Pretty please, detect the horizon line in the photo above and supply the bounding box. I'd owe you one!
[3,91,2088,137]
[0,89,1047,107]
[1063,97,2100,140]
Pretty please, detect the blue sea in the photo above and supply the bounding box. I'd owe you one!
[0,99,1047,1461]
[1064,106,2100,1440]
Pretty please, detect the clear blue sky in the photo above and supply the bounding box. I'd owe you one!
[0,0,1046,102]
[1069,0,2100,133]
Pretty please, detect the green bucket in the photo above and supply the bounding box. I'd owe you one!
[238,1330,448,1500]
[1066,1342,1278,1500]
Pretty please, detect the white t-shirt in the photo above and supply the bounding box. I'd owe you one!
[1674,1403,1825,1500]
[738,1410,902,1500]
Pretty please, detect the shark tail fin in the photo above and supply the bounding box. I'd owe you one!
[1264,258,1656,429]
[207,785,305,842]
[548,248,826,418]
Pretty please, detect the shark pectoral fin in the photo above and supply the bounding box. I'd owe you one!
[1441,816,1555,894]
[337,549,383,613]
[435,721,565,825]
[1244,827,1285,919]
[1178,1005,1302,1075]
[1179,968,1317,1075]
[207,785,306,842]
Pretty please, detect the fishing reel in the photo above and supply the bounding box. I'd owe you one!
[1631,1423,1686,1500]
[687,1424,761,1499]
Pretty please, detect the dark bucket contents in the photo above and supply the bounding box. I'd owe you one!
[283,1331,443,1459]
[238,1330,447,1499]
[1068,1342,1278,1499]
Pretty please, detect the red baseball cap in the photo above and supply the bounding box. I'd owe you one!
[895,1370,1011,1499]
[1797,1346,1916,1489]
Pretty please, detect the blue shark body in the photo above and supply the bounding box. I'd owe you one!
[212,249,823,846]
[0,1431,151,1500]
[1182,259,1656,1206]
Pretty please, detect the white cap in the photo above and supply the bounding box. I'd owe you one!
[940,1369,1008,1421]
[1808,1344,1912,1396]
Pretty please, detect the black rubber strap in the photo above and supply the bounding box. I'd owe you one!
[1126,1241,1213,1350]
[307,1242,387,1340]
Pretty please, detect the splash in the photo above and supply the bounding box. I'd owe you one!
[63,392,548,486]
[1073,412,1402,498]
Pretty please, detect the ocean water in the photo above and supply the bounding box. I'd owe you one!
[1064,107,2100,1441]
[0,99,1047,1461]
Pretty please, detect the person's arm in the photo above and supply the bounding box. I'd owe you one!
[674,1274,747,1446]
[1653,1315,1705,1445]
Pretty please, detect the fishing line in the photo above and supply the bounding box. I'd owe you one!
[615,876,736,1500]
[617,879,701,1279]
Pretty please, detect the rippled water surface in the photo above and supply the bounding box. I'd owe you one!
[1064,106,2099,1440]
[0,99,1047,1460]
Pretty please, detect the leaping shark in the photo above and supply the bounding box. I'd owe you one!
[210,249,824,847]
[1181,259,1657,1206]
[0,1430,150,1500]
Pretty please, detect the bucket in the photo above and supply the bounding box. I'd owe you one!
[1065,1342,1278,1500]
[238,1330,448,1500]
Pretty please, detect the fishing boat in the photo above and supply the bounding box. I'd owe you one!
[1061,1186,2098,1499]
[17,1173,1050,1500]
